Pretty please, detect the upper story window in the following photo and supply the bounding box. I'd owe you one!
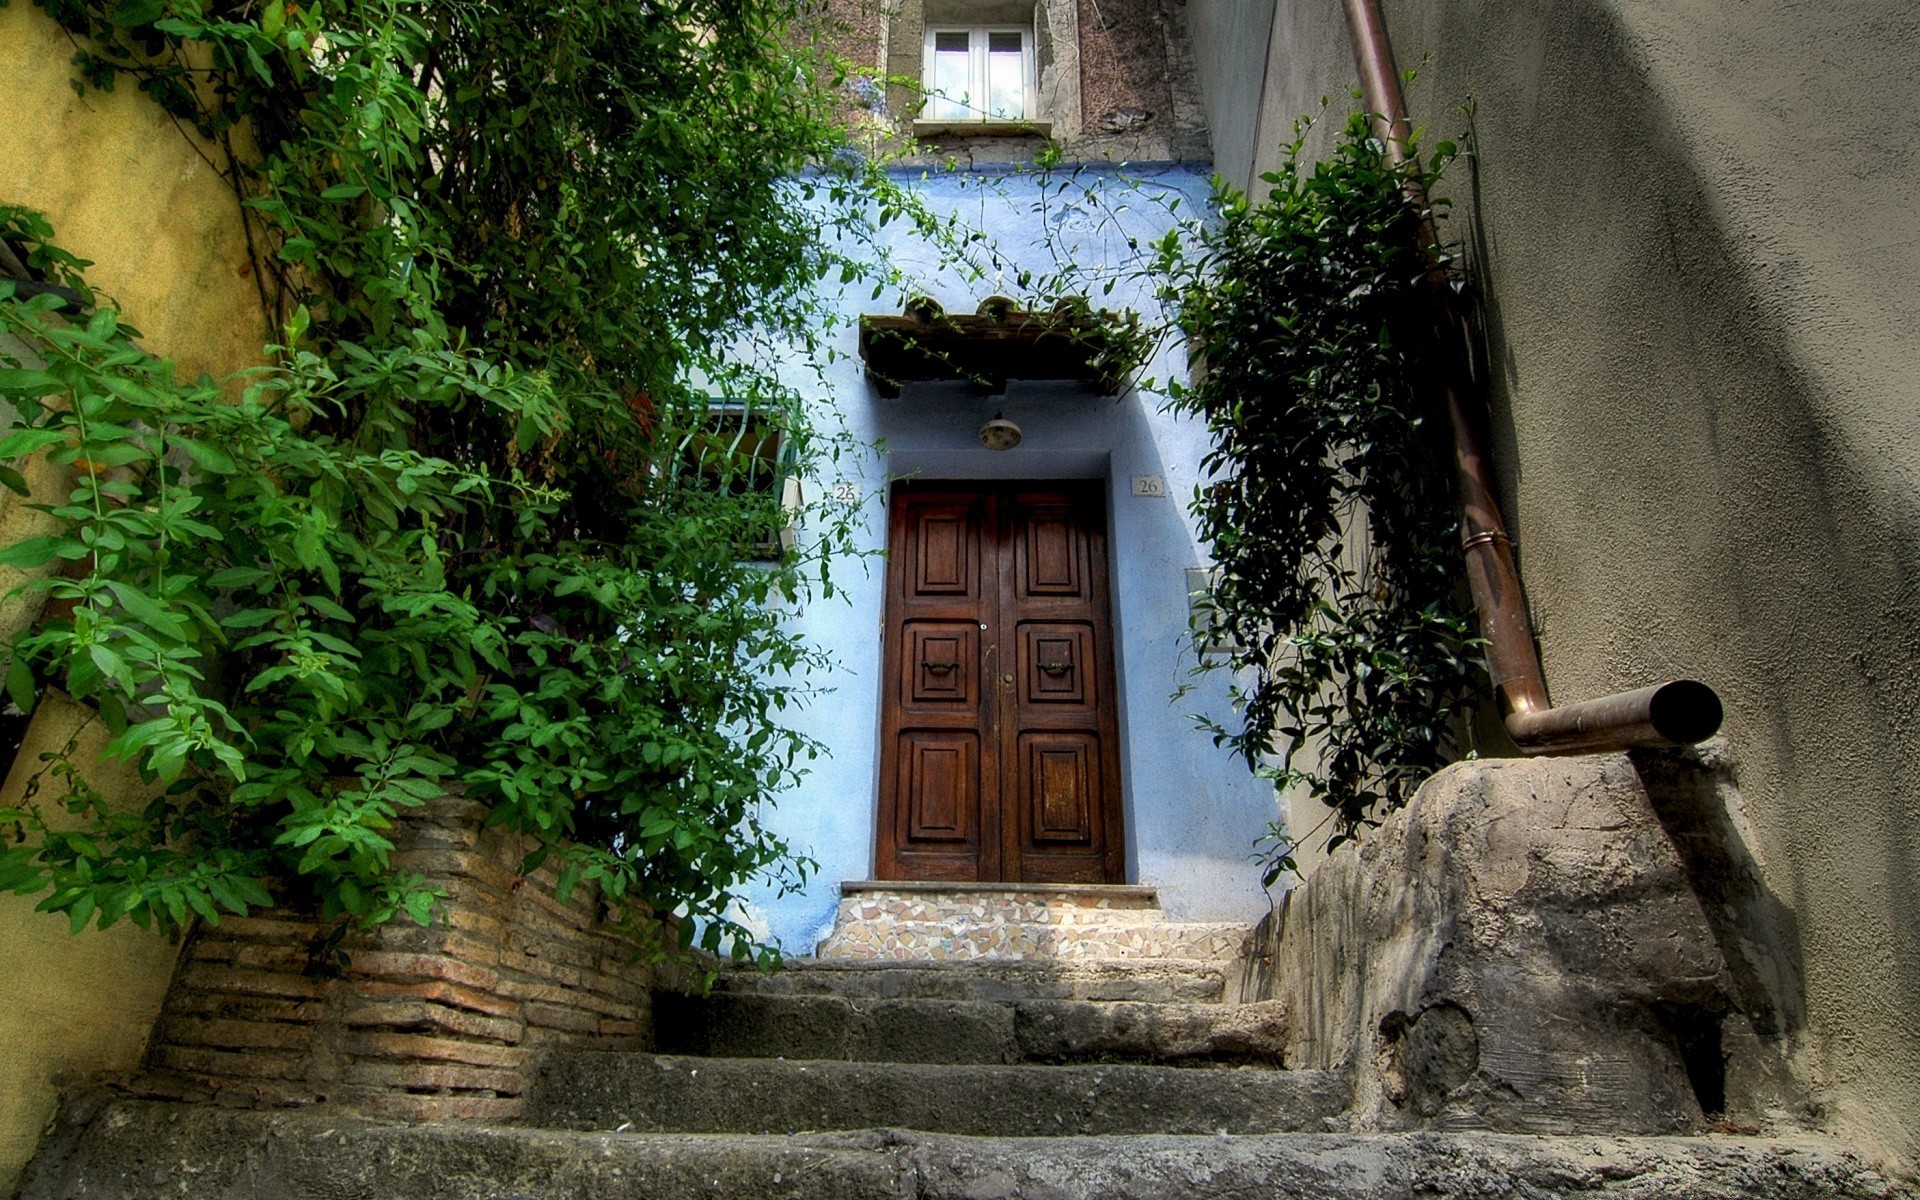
[922,26,1034,122]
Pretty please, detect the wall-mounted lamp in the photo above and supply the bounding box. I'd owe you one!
[979,415,1023,451]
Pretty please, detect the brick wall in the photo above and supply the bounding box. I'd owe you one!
[133,796,655,1121]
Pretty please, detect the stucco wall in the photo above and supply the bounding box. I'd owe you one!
[1187,0,1920,1163]
[0,7,266,380]
[0,695,181,1198]
[0,7,265,1192]
[734,164,1286,952]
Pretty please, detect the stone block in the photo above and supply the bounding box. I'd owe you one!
[848,998,1018,1064]
[526,1053,1350,1137]
[652,991,854,1060]
[1263,754,1727,1134]
[1013,998,1288,1064]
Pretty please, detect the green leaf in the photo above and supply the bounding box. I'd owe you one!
[0,429,71,459]
[0,369,59,394]
[175,439,238,475]
[107,0,164,25]
[206,567,270,589]
[6,656,36,714]
[106,581,190,640]
[0,536,70,569]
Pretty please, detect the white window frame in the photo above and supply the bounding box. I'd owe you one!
[921,25,1036,122]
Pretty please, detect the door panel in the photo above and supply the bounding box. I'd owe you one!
[1021,733,1099,843]
[904,622,979,706]
[877,481,1123,883]
[901,731,979,842]
[1019,509,1085,596]
[1019,623,1093,707]
[909,504,978,597]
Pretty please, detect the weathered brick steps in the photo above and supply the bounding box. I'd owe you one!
[525,1053,1349,1136]
[19,1098,1906,1200]
[132,795,653,1121]
[653,990,1291,1064]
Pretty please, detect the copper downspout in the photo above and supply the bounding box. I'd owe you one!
[1341,0,1723,755]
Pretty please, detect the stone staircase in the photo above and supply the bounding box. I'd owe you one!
[18,882,1909,1198]
[553,884,1342,1140]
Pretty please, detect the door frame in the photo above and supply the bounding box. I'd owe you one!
[872,478,1127,884]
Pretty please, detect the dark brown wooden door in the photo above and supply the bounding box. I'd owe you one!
[876,480,1125,883]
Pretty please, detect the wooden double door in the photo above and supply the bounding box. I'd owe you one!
[876,481,1125,883]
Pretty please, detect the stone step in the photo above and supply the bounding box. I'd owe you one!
[525,1053,1348,1136]
[709,956,1234,1003]
[834,881,1167,927]
[817,918,1252,962]
[22,1098,1903,1200]
[652,991,1289,1065]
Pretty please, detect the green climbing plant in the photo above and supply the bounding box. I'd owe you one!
[1157,110,1485,874]
[0,0,922,960]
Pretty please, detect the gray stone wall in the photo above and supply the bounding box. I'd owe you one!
[1185,0,1920,1163]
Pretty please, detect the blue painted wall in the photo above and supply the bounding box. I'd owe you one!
[731,163,1284,953]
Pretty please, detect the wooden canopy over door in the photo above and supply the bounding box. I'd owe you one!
[876,480,1125,883]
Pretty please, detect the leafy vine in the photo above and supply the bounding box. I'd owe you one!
[0,0,917,960]
[1157,111,1485,873]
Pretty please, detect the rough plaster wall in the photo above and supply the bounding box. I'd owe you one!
[0,8,265,1191]
[1183,0,1274,194]
[1190,0,1920,1163]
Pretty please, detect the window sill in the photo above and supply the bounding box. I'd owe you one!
[912,119,1053,139]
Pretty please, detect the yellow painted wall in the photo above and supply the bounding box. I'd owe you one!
[0,5,267,1192]
[0,695,181,1197]
[0,5,266,381]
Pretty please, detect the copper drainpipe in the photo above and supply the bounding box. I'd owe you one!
[1341,0,1723,755]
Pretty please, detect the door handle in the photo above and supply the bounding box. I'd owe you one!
[1039,661,1073,676]
[921,661,958,673]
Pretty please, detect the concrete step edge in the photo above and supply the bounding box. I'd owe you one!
[651,991,1290,1065]
[22,1098,1903,1200]
[525,1053,1352,1137]
[708,957,1235,1002]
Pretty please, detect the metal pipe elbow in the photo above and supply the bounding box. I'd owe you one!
[1506,680,1725,757]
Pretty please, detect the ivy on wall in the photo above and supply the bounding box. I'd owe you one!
[0,0,913,960]
[1157,112,1485,873]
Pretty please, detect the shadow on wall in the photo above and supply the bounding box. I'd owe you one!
[1629,745,1816,1124]
[1346,0,1920,1157]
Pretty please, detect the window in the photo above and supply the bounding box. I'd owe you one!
[682,400,801,559]
[922,26,1034,122]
